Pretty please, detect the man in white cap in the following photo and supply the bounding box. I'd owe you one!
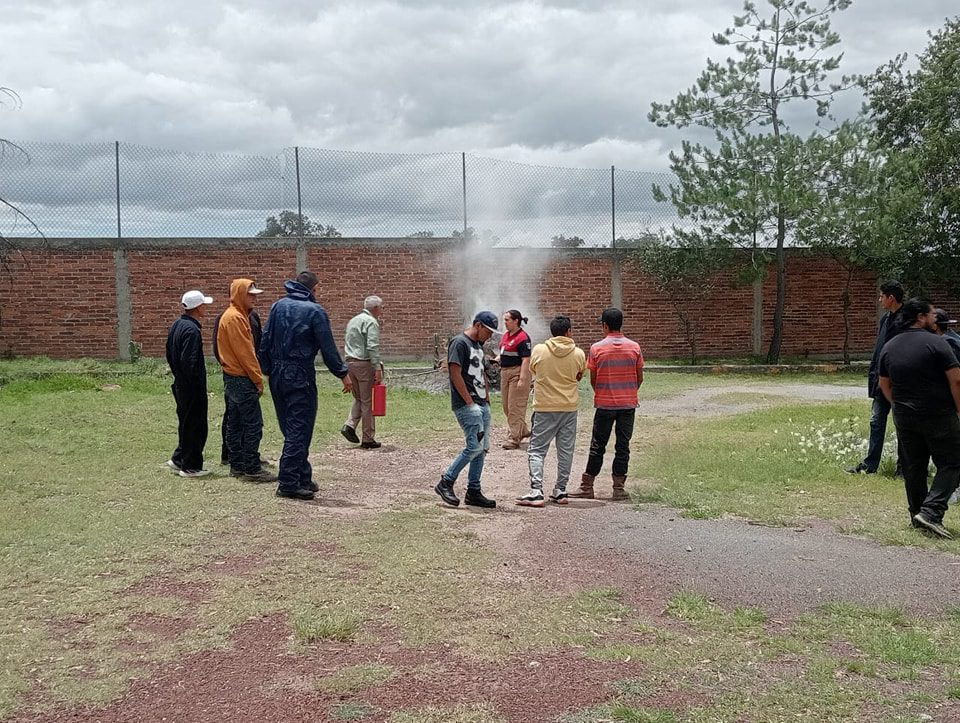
[166,289,214,478]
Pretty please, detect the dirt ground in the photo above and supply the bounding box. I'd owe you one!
[15,382,960,722]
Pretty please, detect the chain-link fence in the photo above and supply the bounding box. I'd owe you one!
[0,141,680,246]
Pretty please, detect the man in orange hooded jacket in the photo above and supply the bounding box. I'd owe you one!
[217,278,276,482]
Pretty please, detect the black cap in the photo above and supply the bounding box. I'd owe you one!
[473,310,499,333]
[934,308,957,326]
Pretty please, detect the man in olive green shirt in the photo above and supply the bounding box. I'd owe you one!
[341,295,384,448]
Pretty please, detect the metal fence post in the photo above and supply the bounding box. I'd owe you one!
[295,146,304,242]
[113,140,133,361]
[461,152,467,237]
[115,141,122,239]
[610,165,616,249]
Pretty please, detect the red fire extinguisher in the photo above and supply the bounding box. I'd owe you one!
[372,383,387,417]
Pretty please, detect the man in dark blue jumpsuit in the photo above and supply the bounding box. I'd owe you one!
[260,271,352,501]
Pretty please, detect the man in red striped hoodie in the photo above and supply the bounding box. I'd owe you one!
[570,307,644,501]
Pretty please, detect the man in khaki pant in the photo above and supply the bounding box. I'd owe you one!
[341,295,384,449]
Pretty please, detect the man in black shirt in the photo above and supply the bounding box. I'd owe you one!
[434,311,499,509]
[848,280,904,474]
[878,298,960,539]
[166,289,214,478]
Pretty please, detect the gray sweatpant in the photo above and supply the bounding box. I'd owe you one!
[527,410,578,492]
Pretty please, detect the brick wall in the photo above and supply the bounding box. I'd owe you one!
[0,248,118,358]
[0,238,935,361]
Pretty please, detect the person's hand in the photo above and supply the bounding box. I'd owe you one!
[374,368,383,384]
[341,376,353,393]
[256,385,264,397]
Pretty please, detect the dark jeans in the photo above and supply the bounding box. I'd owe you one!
[223,374,263,474]
[585,408,636,477]
[893,410,960,523]
[269,364,318,492]
[171,380,208,471]
[220,402,231,463]
[863,394,903,472]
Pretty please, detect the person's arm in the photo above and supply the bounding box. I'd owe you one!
[366,318,382,384]
[223,315,263,393]
[947,367,960,414]
[314,308,352,392]
[878,376,893,405]
[518,356,531,388]
[448,363,475,406]
[182,328,206,386]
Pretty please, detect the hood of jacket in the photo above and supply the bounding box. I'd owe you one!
[284,279,316,302]
[229,278,256,310]
[544,335,577,357]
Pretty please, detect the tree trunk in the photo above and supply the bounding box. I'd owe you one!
[766,207,787,363]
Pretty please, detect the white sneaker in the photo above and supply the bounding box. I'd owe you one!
[178,469,211,478]
[516,490,545,508]
[165,460,181,472]
[549,488,569,505]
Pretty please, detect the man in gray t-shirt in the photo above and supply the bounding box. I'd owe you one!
[434,311,499,509]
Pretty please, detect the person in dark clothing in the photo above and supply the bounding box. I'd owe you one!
[213,308,262,465]
[259,271,353,501]
[933,308,960,363]
[878,297,960,539]
[165,289,214,478]
[847,280,904,474]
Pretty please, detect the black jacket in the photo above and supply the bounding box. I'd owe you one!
[868,310,900,398]
[166,315,207,388]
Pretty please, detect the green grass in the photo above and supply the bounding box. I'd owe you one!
[3,362,959,721]
[390,704,505,723]
[293,610,364,643]
[316,664,394,694]
[630,400,959,551]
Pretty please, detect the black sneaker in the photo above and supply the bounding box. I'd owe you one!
[305,480,319,492]
[434,477,460,507]
[360,440,382,449]
[912,512,954,539]
[464,489,496,508]
[243,469,278,484]
[845,463,876,474]
[229,467,245,478]
[276,486,315,501]
[341,425,360,444]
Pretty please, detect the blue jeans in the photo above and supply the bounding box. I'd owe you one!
[863,395,893,471]
[443,403,491,491]
[223,374,263,474]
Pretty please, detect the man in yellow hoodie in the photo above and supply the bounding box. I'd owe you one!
[217,278,276,483]
[516,315,587,507]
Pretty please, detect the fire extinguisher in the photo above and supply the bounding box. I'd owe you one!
[372,383,387,417]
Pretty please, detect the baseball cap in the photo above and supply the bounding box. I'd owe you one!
[181,290,213,310]
[473,310,499,334]
[934,308,956,326]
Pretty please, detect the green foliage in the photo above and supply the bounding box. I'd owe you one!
[551,234,585,248]
[859,17,960,295]
[649,0,854,363]
[633,234,734,363]
[257,210,341,238]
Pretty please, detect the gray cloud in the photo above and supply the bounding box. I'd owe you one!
[0,0,954,239]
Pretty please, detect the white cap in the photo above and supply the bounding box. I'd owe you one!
[181,290,213,310]
[248,283,264,295]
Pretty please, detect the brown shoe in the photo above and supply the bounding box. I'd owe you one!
[501,441,520,450]
[611,475,629,501]
[568,472,595,499]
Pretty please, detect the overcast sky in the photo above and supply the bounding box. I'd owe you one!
[1,0,955,173]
